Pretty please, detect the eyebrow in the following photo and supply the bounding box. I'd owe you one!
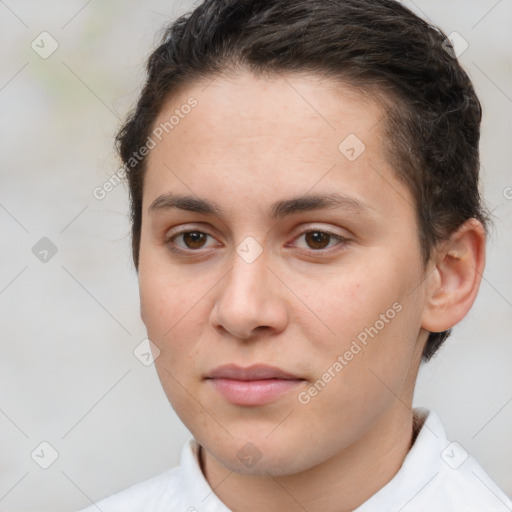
[148,192,375,220]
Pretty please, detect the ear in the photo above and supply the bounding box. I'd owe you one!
[421,218,486,333]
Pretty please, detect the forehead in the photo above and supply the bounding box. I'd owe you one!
[143,71,413,223]
[151,71,384,154]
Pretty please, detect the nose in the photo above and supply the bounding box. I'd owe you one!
[210,249,289,341]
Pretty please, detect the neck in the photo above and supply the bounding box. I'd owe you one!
[201,403,415,512]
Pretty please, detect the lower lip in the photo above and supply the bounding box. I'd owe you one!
[208,378,304,406]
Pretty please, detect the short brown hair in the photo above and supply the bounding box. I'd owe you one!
[116,0,490,361]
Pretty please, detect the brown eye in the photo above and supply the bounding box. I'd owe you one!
[290,228,349,255]
[304,231,332,250]
[181,231,207,249]
[165,229,216,254]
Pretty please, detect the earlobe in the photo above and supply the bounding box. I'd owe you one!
[421,219,486,334]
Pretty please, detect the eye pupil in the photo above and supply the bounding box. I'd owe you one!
[184,231,206,249]
[305,231,330,249]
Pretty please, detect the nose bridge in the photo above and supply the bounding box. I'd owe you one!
[225,232,272,298]
[211,243,288,339]
[230,248,268,299]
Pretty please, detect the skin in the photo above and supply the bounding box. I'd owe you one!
[137,71,485,512]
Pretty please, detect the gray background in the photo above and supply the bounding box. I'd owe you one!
[1,0,511,510]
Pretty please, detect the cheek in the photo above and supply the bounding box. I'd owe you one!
[138,265,223,379]
[304,256,423,382]
[300,264,401,347]
[139,269,197,349]
[294,295,420,449]
[139,241,198,322]
[139,271,207,409]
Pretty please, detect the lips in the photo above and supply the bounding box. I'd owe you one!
[205,364,305,406]
[206,364,301,381]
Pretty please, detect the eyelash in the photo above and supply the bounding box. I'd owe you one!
[164,227,349,257]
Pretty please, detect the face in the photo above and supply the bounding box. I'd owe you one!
[138,71,429,476]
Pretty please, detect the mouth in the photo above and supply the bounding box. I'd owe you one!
[204,364,306,406]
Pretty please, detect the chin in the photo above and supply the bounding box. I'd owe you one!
[198,427,320,477]
[215,448,309,477]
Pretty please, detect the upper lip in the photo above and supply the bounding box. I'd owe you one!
[205,364,303,381]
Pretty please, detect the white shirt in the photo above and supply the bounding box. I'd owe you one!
[77,408,512,512]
